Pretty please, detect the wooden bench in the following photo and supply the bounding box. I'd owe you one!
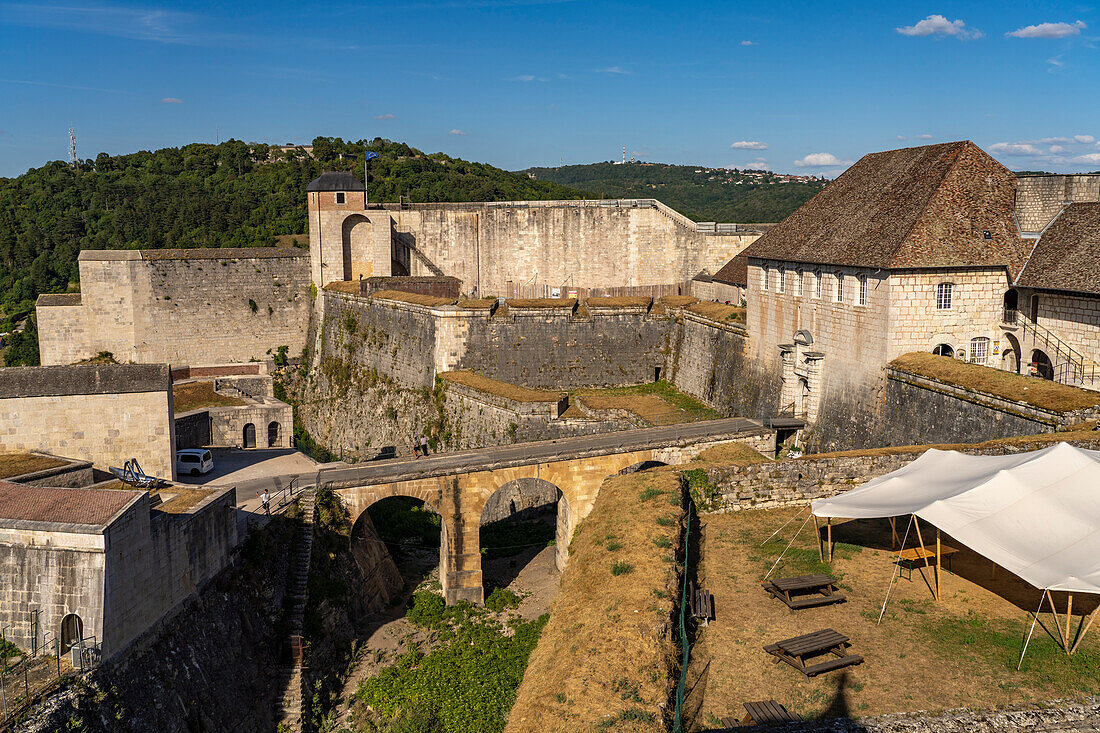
[720,700,800,728]
[764,628,864,677]
[689,581,714,624]
[764,574,846,610]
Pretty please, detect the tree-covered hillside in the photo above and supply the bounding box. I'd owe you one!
[0,137,584,329]
[522,162,824,224]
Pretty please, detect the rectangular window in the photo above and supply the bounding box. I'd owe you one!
[858,275,867,306]
[335,192,346,204]
[936,282,954,310]
[835,273,844,303]
[970,337,989,365]
[794,270,804,297]
[814,271,822,299]
[777,267,785,293]
[762,266,769,291]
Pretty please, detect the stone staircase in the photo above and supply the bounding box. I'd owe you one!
[275,488,316,732]
[1008,310,1100,391]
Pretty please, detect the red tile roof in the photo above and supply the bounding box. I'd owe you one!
[0,481,141,526]
[1016,203,1100,295]
[737,142,1030,277]
[712,253,748,286]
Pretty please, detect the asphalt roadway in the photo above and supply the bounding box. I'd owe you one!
[318,416,765,489]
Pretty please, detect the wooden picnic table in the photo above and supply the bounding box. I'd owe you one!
[764,574,846,610]
[719,700,800,728]
[898,544,958,579]
[764,628,864,677]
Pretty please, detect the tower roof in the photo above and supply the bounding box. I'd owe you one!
[306,172,366,192]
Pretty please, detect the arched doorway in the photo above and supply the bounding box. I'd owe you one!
[932,344,954,357]
[243,423,256,449]
[267,421,279,447]
[341,214,372,281]
[1001,333,1022,374]
[479,478,561,596]
[1004,289,1019,323]
[60,613,83,653]
[1031,349,1054,380]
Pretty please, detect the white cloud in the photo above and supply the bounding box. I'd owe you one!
[1006,20,1086,39]
[989,142,1045,156]
[509,74,547,82]
[1050,145,1064,153]
[896,135,907,141]
[793,153,853,168]
[1076,134,1095,143]
[1072,153,1100,163]
[1037,136,1071,143]
[159,97,182,103]
[742,162,769,170]
[448,129,466,135]
[740,40,755,46]
[730,140,768,150]
[896,15,983,40]
[374,113,395,120]
[915,133,933,140]
[595,66,629,74]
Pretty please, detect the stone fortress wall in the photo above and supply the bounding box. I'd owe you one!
[312,197,765,296]
[1015,174,1100,233]
[37,248,311,367]
[0,364,176,480]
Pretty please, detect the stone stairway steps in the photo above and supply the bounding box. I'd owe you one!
[275,488,316,732]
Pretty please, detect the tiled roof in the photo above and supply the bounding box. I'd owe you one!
[306,172,366,192]
[739,142,1029,276]
[712,253,749,286]
[0,481,140,526]
[35,293,81,306]
[1016,203,1100,295]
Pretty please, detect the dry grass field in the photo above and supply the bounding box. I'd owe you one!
[688,507,1100,728]
[574,382,721,426]
[0,452,68,479]
[172,381,247,413]
[686,302,745,323]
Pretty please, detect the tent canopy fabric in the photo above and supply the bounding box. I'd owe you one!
[811,443,1100,595]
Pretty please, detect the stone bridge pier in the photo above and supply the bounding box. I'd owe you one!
[335,449,659,604]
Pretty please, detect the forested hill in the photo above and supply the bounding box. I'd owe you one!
[0,137,584,324]
[522,162,825,223]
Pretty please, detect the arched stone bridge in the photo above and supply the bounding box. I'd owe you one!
[319,418,776,604]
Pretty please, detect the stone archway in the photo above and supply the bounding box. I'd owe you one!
[1031,349,1054,380]
[341,214,373,281]
[1002,333,1022,374]
[60,613,83,653]
[478,478,561,595]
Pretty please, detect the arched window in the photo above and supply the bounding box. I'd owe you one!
[813,271,822,299]
[762,266,770,291]
[932,344,954,357]
[794,269,804,297]
[857,274,867,306]
[969,337,989,365]
[777,266,786,293]
[936,282,954,310]
[834,273,845,303]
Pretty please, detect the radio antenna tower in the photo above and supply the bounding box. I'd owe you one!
[622,145,626,165]
[68,127,78,168]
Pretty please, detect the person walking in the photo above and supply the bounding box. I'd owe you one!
[419,434,430,457]
[413,433,422,459]
[259,489,270,516]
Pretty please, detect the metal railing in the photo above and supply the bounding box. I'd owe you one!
[1018,315,1095,387]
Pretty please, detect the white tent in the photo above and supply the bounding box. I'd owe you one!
[812,442,1100,594]
[810,442,1100,657]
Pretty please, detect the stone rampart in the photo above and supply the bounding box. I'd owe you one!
[37,248,311,367]
[0,364,176,480]
[6,454,95,488]
[1015,174,1100,232]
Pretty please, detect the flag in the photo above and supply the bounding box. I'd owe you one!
[364,152,379,161]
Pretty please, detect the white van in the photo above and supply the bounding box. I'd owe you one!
[176,449,214,476]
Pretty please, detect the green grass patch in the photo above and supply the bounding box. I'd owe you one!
[571,380,721,420]
[638,487,663,501]
[611,560,634,576]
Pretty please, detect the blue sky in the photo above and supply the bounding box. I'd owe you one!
[2,1,1100,178]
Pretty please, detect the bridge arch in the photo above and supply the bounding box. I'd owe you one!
[478,478,562,595]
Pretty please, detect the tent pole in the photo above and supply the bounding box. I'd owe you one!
[827,518,833,563]
[936,529,942,601]
[1066,595,1074,653]
[1070,607,1099,655]
[877,514,914,625]
[1018,591,1046,670]
[889,516,898,549]
[1046,590,1069,652]
[813,515,822,562]
[912,516,934,600]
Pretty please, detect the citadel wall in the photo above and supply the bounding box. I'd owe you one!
[1015,174,1100,232]
[0,364,176,480]
[37,248,311,367]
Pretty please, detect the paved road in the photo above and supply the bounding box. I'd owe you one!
[319,417,765,489]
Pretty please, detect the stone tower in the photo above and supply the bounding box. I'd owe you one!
[306,172,392,287]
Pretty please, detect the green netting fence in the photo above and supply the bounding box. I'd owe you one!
[672,500,695,733]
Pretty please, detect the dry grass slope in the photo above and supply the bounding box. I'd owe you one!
[440,370,564,403]
[891,352,1100,413]
[505,470,683,733]
[172,381,247,413]
[506,298,577,309]
[368,289,457,307]
[686,301,745,323]
[0,452,68,479]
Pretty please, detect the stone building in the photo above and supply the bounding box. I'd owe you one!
[306,171,765,297]
[0,478,236,661]
[728,141,1100,440]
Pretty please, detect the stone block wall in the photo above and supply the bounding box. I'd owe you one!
[888,268,1009,362]
[208,401,293,449]
[1015,175,1100,232]
[0,364,176,480]
[174,410,212,450]
[1024,289,1100,363]
[8,455,95,488]
[37,248,311,367]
